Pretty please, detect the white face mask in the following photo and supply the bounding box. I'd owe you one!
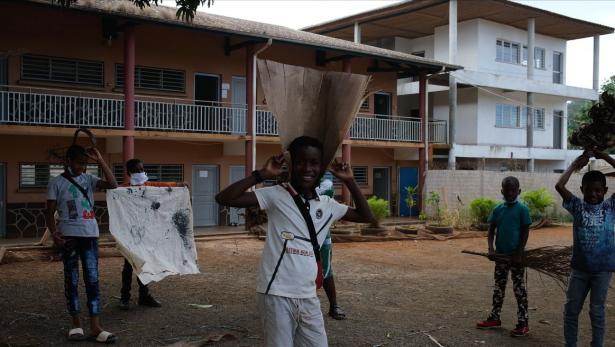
[130,172,148,186]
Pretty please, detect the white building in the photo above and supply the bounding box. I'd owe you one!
[305,0,614,172]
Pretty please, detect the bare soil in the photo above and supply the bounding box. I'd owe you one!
[1,225,614,346]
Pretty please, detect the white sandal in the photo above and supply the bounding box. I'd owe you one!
[67,327,86,341]
[88,331,117,344]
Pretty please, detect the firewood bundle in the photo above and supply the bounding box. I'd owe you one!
[569,91,615,151]
[462,246,572,289]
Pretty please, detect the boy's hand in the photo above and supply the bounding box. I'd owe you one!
[487,249,496,261]
[330,159,353,182]
[571,154,590,170]
[86,147,103,163]
[594,151,611,161]
[260,154,285,180]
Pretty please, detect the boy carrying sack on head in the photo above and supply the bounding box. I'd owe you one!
[216,136,375,347]
[477,176,532,337]
[556,151,615,347]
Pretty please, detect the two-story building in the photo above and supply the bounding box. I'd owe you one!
[0,0,459,238]
[305,0,613,172]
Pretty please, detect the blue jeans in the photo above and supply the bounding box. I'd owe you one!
[62,237,101,316]
[564,269,612,347]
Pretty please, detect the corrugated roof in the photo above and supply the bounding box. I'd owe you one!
[304,0,614,41]
[22,0,461,73]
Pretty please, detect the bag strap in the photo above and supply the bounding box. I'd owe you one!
[61,172,93,208]
[281,183,320,261]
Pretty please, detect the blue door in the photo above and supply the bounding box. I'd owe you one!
[399,167,418,217]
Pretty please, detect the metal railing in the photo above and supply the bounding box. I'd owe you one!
[428,120,448,144]
[0,85,448,143]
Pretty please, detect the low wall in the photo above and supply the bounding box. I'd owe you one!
[424,170,615,216]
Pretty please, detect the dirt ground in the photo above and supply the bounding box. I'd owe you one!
[1,225,614,347]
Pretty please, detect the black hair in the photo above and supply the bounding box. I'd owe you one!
[66,145,88,161]
[126,159,143,174]
[502,176,520,189]
[287,136,324,163]
[582,170,606,187]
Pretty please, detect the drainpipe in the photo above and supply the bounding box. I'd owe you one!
[246,39,272,177]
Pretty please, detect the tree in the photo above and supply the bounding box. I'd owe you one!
[52,0,214,21]
[568,75,615,148]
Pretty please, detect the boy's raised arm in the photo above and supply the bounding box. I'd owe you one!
[89,148,118,190]
[330,160,375,224]
[215,154,285,208]
[556,153,589,202]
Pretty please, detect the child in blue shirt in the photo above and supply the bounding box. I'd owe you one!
[556,151,615,347]
[477,176,532,337]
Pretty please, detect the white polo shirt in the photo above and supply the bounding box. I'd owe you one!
[254,185,348,298]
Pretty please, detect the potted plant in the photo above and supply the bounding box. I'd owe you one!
[469,197,498,231]
[397,185,421,234]
[425,191,454,234]
[520,188,555,229]
[361,196,391,235]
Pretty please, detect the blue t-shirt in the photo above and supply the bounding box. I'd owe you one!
[563,195,615,273]
[488,201,532,253]
[47,173,100,237]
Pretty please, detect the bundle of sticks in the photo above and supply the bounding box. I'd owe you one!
[569,91,615,151]
[462,246,572,289]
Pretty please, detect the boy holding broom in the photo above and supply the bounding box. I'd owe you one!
[556,151,615,347]
[476,176,532,337]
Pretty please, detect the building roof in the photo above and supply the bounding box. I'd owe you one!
[22,0,461,74]
[304,0,614,42]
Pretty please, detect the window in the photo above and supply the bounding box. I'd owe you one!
[116,64,185,92]
[332,167,368,187]
[360,97,370,111]
[520,107,545,130]
[411,51,425,57]
[113,164,183,184]
[497,104,545,130]
[19,163,100,189]
[553,52,563,84]
[21,54,104,86]
[496,40,520,64]
[522,46,546,69]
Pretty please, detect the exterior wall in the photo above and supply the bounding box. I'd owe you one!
[434,19,480,68]
[432,88,478,144]
[394,36,435,59]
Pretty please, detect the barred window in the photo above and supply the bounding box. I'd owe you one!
[21,54,104,86]
[113,164,184,184]
[20,163,100,189]
[116,64,185,92]
[331,167,368,187]
[496,40,520,64]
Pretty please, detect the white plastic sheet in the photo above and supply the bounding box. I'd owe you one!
[107,186,199,284]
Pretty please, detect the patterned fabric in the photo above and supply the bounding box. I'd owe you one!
[62,237,101,316]
[488,261,528,325]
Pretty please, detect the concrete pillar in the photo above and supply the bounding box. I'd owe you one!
[353,22,361,44]
[418,73,427,212]
[342,59,352,205]
[527,18,535,172]
[123,24,135,182]
[245,45,255,178]
[594,35,600,90]
[447,0,457,170]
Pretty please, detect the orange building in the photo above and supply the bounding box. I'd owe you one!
[0,0,458,238]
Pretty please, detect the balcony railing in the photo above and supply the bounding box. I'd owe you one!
[0,86,448,144]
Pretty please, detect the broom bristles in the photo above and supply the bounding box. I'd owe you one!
[462,246,572,290]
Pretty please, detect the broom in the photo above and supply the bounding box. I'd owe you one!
[569,91,615,151]
[462,246,572,289]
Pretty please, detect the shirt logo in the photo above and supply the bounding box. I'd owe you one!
[315,208,323,219]
[280,231,295,240]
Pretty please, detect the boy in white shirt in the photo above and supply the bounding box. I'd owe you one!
[216,136,374,346]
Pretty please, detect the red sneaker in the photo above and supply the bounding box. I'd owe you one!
[510,324,529,337]
[476,319,501,329]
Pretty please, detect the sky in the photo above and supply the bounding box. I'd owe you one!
[199,0,615,90]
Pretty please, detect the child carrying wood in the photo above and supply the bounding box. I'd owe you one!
[216,136,374,346]
[556,151,615,347]
[476,176,532,337]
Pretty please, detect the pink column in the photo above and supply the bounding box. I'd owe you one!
[418,73,427,213]
[342,59,352,205]
[123,25,135,183]
[245,44,255,177]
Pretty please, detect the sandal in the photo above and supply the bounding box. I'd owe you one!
[329,305,347,320]
[67,327,86,341]
[87,331,117,344]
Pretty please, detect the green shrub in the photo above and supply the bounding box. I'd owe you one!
[426,191,442,223]
[367,196,391,227]
[469,198,498,224]
[520,188,555,220]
